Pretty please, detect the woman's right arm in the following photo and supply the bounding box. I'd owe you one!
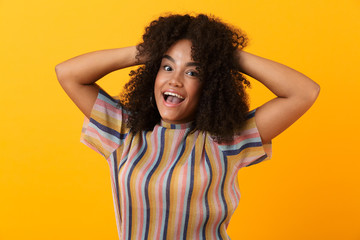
[55,46,139,118]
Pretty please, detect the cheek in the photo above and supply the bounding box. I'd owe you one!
[153,78,162,103]
[186,87,202,112]
[191,84,203,100]
[154,72,164,90]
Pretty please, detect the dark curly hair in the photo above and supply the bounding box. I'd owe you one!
[121,13,250,142]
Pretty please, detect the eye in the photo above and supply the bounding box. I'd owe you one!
[186,70,199,77]
[163,65,172,71]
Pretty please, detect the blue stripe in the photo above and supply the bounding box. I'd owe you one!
[182,148,196,240]
[119,155,127,171]
[139,131,161,239]
[222,141,263,156]
[246,109,256,119]
[138,130,164,239]
[144,128,166,239]
[111,152,121,222]
[202,152,212,240]
[246,154,267,167]
[219,136,262,153]
[98,88,120,105]
[162,132,188,239]
[89,118,127,142]
[98,88,132,116]
[217,153,228,240]
[125,131,148,240]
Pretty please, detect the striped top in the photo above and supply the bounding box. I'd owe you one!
[81,89,272,240]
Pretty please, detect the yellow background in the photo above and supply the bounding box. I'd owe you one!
[1,0,359,239]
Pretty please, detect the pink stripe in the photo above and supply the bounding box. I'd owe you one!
[209,141,224,239]
[118,136,144,239]
[127,140,146,238]
[194,149,208,237]
[228,159,244,209]
[231,167,241,204]
[154,130,190,239]
[173,159,189,239]
[224,163,239,227]
[220,130,260,146]
[86,127,119,151]
[108,158,122,236]
[134,131,159,239]
[239,155,263,168]
[153,130,184,239]
[118,163,129,239]
[94,98,124,120]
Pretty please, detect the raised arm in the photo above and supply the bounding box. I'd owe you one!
[236,50,320,144]
[55,46,139,118]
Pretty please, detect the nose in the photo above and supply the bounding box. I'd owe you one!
[169,72,183,87]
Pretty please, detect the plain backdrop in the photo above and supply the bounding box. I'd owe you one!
[1,0,359,239]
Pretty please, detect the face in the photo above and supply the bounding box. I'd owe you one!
[154,39,203,124]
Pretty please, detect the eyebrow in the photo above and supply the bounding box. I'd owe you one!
[163,55,200,67]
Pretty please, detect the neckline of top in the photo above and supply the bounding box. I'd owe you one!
[160,120,194,130]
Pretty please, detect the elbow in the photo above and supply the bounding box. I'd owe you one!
[292,80,320,107]
[55,63,71,85]
[55,63,61,75]
[309,82,320,102]
[55,63,64,83]
[302,81,320,107]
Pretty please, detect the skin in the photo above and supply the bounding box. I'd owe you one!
[154,39,203,124]
[56,42,319,145]
[55,46,139,118]
[236,51,320,143]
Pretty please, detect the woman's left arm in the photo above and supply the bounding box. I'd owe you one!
[236,50,320,144]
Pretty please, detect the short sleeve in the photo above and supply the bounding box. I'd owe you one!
[80,89,130,159]
[218,109,272,168]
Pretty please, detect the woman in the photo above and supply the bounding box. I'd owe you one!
[56,14,319,239]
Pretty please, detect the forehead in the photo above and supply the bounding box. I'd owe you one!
[164,39,193,58]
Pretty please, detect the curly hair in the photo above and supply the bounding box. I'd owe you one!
[121,13,250,142]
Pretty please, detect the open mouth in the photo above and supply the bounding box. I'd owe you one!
[163,91,185,104]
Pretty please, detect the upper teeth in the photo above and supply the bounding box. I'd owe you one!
[164,92,184,99]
